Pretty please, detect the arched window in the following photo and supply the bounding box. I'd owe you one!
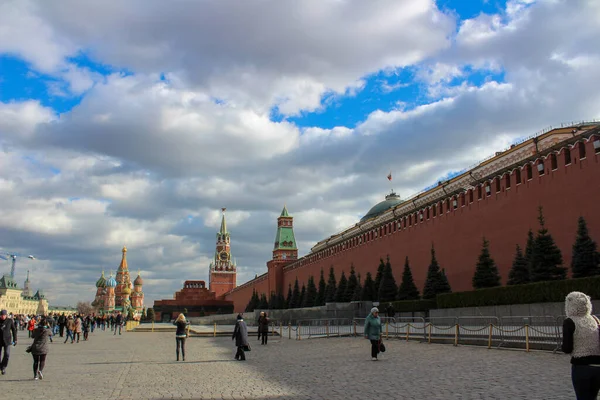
[516,169,521,184]
[433,204,437,217]
[505,174,511,189]
[550,153,558,170]
[537,160,545,176]
[564,148,572,165]
[477,185,482,199]
[469,189,474,203]
[526,164,533,180]
[594,137,600,154]
[579,142,586,159]
[495,178,501,192]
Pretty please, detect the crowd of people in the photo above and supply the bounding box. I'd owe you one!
[0,310,129,380]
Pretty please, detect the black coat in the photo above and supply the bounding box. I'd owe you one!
[232,320,248,347]
[0,317,17,345]
[31,327,51,355]
[257,316,269,333]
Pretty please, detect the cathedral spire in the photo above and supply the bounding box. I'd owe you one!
[25,270,30,283]
[273,205,297,257]
[119,246,128,271]
[280,204,289,217]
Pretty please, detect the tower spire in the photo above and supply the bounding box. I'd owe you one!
[220,208,227,234]
[26,270,30,282]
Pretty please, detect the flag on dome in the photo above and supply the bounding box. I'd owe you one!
[387,172,392,181]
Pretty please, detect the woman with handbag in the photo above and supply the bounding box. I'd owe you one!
[232,314,249,361]
[364,307,383,361]
[173,313,189,361]
[562,291,600,399]
[29,317,51,380]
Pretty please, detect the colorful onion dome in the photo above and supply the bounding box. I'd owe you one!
[95,271,106,288]
[122,284,131,295]
[134,273,143,286]
[106,273,117,288]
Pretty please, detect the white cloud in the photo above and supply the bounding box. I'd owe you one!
[1,0,600,307]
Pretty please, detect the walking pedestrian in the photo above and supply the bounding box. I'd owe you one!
[58,313,66,337]
[0,310,17,375]
[73,316,82,343]
[258,312,269,345]
[562,291,600,399]
[232,314,249,361]
[30,318,51,380]
[364,307,383,361]
[173,313,190,361]
[27,317,36,338]
[114,312,123,335]
[64,315,75,344]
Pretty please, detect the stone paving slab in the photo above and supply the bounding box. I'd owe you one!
[0,327,575,399]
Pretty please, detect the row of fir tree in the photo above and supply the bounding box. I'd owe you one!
[246,209,599,311]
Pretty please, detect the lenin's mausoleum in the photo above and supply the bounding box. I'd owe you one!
[155,122,600,317]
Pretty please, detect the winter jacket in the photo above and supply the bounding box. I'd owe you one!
[562,291,600,365]
[31,327,51,355]
[66,318,75,331]
[364,313,382,341]
[233,320,249,347]
[173,320,189,338]
[258,316,269,333]
[74,318,82,333]
[0,317,17,345]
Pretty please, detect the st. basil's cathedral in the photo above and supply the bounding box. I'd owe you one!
[92,246,144,317]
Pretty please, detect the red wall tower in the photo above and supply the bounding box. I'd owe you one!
[209,209,237,298]
[267,206,298,296]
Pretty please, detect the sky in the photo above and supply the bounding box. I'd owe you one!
[1,0,599,307]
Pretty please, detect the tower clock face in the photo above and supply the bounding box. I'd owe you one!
[219,252,228,261]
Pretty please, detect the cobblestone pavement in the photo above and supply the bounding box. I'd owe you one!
[0,328,575,399]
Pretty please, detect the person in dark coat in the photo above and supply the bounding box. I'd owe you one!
[30,318,51,380]
[0,310,17,375]
[232,314,249,361]
[257,312,269,345]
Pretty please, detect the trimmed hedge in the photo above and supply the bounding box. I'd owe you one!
[379,299,437,313]
[436,276,600,309]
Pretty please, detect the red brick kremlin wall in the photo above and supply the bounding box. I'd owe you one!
[225,136,600,313]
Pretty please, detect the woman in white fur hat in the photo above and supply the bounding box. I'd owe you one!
[562,291,600,399]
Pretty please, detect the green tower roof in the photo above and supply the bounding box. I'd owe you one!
[274,206,297,250]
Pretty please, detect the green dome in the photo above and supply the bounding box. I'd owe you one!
[361,192,403,222]
[96,272,106,288]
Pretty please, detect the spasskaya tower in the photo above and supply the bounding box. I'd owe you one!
[209,208,237,297]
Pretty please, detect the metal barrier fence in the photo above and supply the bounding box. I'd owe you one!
[287,315,576,353]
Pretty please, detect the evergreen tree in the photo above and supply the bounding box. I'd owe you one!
[245,289,260,312]
[345,265,359,302]
[285,284,292,309]
[572,216,600,278]
[141,307,147,321]
[269,292,279,309]
[397,256,420,300]
[258,293,269,309]
[439,269,452,294]
[352,273,363,301]
[423,244,451,299]
[374,259,386,300]
[525,229,535,268]
[290,278,300,308]
[335,271,348,302]
[316,269,327,306]
[277,293,286,310]
[303,276,318,307]
[146,308,155,322]
[299,284,306,308]
[472,238,501,289]
[508,244,530,285]
[378,255,398,302]
[530,206,567,282]
[361,272,376,301]
[325,267,337,303]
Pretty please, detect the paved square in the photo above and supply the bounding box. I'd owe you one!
[0,328,575,399]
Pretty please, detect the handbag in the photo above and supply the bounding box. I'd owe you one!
[379,340,386,353]
[25,345,32,353]
[243,344,251,352]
